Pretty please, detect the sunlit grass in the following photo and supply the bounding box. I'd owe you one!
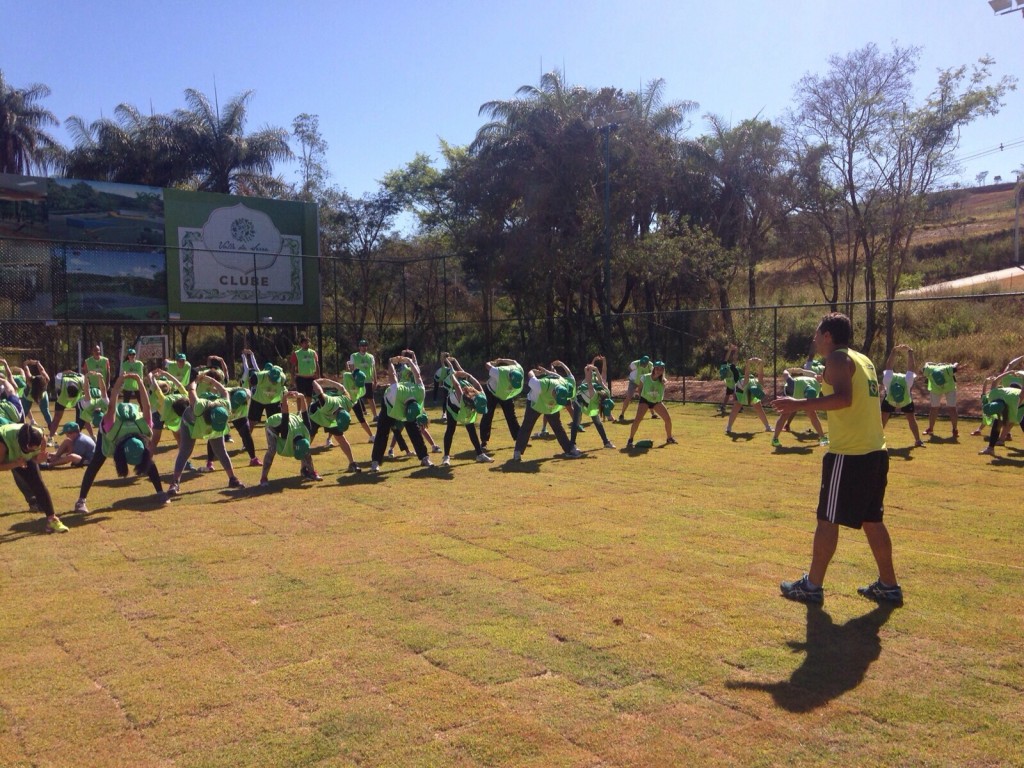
[1,403,1021,767]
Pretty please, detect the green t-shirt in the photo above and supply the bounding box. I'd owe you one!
[101,406,152,458]
[252,369,285,405]
[386,382,425,422]
[309,393,352,429]
[487,364,525,401]
[884,373,912,408]
[121,360,144,391]
[1,423,39,462]
[266,413,310,458]
[529,377,566,415]
[294,348,318,377]
[57,372,85,409]
[923,363,956,394]
[166,360,192,385]
[639,374,665,404]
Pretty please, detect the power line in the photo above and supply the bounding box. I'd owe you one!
[958,136,1024,164]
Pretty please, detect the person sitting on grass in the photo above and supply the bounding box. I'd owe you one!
[880,344,924,448]
[166,373,245,496]
[41,422,95,469]
[725,358,773,435]
[626,360,676,449]
[1,421,68,533]
[921,360,959,439]
[438,356,492,467]
[73,373,168,514]
[771,368,827,448]
[977,374,1023,457]
[307,377,362,473]
[260,391,320,486]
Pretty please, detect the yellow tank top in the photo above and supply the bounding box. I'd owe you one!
[822,348,885,455]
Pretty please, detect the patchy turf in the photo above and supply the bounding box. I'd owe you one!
[1,403,1021,767]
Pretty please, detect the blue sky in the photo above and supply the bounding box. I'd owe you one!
[5,1,1022,198]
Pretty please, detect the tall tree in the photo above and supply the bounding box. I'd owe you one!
[173,88,292,194]
[790,44,1014,353]
[0,70,60,175]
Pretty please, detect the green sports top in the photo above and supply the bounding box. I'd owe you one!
[100,407,152,458]
[266,413,309,458]
[386,382,425,422]
[923,363,956,394]
[309,393,352,429]
[884,372,913,408]
[252,369,285,405]
[189,398,230,440]
[57,372,85,409]
[529,377,565,415]
[639,374,665,404]
[166,360,192,385]
[487,364,525,400]
[1,423,39,462]
[294,348,318,377]
[121,360,144,390]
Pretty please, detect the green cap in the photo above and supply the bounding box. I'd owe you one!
[601,397,615,418]
[268,367,283,384]
[888,381,906,402]
[653,360,665,368]
[292,437,311,459]
[473,393,488,414]
[127,348,136,356]
[352,369,367,386]
[230,388,249,410]
[358,339,368,346]
[334,410,351,433]
[639,355,650,365]
[554,385,571,406]
[634,439,654,449]
[931,371,946,386]
[175,353,186,361]
[404,399,422,422]
[508,369,524,389]
[983,400,1006,417]
[92,410,105,427]
[415,413,429,427]
[116,402,137,422]
[61,422,80,434]
[123,436,146,466]
[208,406,229,432]
[89,387,102,399]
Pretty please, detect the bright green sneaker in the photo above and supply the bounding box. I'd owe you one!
[46,516,69,534]
[771,438,781,448]
[819,436,830,446]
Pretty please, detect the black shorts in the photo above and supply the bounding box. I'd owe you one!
[294,376,315,397]
[881,400,914,414]
[817,450,888,529]
[361,381,375,402]
[121,389,141,403]
[638,396,661,409]
[249,400,281,424]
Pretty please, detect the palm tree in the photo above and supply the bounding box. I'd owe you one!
[0,69,60,175]
[173,88,292,194]
[64,104,185,187]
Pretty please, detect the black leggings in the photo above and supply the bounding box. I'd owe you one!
[514,408,573,454]
[207,417,256,461]
[443,416,483,456]
[479,389,520,445]
[372,410,426,462]
[79,449,163,500]
[570,403,609,446]
[11,462,55,517]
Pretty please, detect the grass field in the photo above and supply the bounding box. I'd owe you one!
[2,404,1022,767]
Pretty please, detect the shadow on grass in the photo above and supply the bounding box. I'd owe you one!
[726,601,895,712]
[334,472,385,487]
[991,454,1024,468]
[886,446,917,461]
[109,495,174,512]
[408,465,455,480]
[726,431,759,443]
[2,513,113,543]
[494,458,542,474]
[772,444,815,455]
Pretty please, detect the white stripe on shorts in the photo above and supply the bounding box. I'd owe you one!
[825,454,844,523]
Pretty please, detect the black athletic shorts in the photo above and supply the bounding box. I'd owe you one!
[881,399,914,414]
[249,400,281,424]
[294,376,315,397]
[817,450,888,529]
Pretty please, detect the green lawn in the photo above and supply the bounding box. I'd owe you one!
[1,404,1021,767]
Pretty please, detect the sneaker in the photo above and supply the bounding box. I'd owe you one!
[857,580,903,605]
[914,440,925,447]
[923,427,933,435]
[167,482,180,496]
[440,414,447,423]
[952,429,959,438]
[476,453,493,463]
[771,438,782,448]
[764,426,773,432]
[184,460,196,472]
[564,448,583,458]
[404,450,413,456]
[372,415,379,423]
[369,461,380,473]
[533,431,547,439]
[724,429,732,436]
[301,468,323,481]
[432,444,442,453]
[259,479,270,488]
[387,449,394,458]
[367,436,374,443]
[157,492,171,505]
[780,575,824,604]
[604,441,616,449]
[818,436,829,446]
[511,451,522,462]
[28,498,41,513]
[73,498,89,514]
[325,437,334,448]
[228,477,245,489]
[625,439,633,449]
[666,436,678,445]
[442,455,451,466]
[249,456,263,467]
[577,423,587,431]
[203,461,215,473]
[39,462,51,470]
[480,442,488,452]
[46,516,69,534]
[651,414,659,420]
[420,457,434,468]
[225,435,234,443]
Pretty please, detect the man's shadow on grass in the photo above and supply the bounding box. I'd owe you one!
[726,430,760,443]
[726,601,895,712]
[886,445,917,461]
[2,513,112,543]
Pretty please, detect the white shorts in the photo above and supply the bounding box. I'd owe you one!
[929,391,957,407]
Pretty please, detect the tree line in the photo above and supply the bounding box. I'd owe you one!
[0,44,1015,365]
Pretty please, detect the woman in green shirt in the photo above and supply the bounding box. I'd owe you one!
[626,361,677,448]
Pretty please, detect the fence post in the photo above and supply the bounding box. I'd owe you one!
[772,305,778,399]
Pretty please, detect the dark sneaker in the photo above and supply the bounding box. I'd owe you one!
[228,477,245,489]
[780,574,824,604]
[857,580,903,605]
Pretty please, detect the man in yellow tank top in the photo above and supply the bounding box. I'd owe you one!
[772,312,902,606]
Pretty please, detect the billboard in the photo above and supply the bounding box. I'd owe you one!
[0,173,319,324]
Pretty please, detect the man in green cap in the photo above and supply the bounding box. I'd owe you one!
[119,348,145,402]
[349,339,378,423]
[165,352,192,387]
[289,334,320,399]
[82,344,111,395]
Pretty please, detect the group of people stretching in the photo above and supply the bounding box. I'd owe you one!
[0,338,678,534]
